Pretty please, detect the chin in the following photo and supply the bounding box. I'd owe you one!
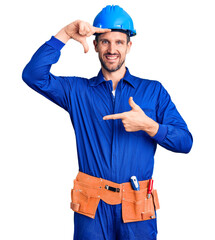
[106,67,121,73]
[100,57,125,73]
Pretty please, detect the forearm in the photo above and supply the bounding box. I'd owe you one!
[153,124,193,153]
[146,116,193,154]
[141,108,193,153]
[151,81,193,153]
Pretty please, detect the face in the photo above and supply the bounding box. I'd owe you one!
[93,31,132,73]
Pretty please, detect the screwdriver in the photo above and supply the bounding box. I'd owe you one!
[130,176,140,191]
[147,179,153,199]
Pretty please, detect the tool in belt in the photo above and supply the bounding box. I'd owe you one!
[70,171,160,223]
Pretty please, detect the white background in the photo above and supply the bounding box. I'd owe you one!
[1,0,215,239]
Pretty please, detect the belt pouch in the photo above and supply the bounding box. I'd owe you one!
[122,188,160,223]
[70,180,100,219]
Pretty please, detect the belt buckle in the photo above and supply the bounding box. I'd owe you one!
[105,185,120,192]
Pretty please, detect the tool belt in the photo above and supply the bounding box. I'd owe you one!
[70,172,160,223]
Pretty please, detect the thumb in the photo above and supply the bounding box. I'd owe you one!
[129,97,138,110]
[79,38,89,53]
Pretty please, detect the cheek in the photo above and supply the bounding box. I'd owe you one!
[125,47,130,54]
[121,50,128,59]
[98,47,107,56]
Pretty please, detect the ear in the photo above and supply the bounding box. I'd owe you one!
[93,40,99,52]
[126,41,132,54]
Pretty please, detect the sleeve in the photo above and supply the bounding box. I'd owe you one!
[151,82,193,153]
[22,36,74,112]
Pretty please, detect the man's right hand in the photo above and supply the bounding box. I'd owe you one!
[55,20,111,53]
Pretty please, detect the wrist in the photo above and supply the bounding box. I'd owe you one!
[142,117,159,137]
[55,28,71,44]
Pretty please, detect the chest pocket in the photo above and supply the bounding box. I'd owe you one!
[141,108,156,121]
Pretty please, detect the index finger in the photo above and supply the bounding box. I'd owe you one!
[93,27,111,34]
[103,113,124,120]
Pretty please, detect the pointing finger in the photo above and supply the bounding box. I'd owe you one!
[93,27,111,34]
[103,113,125,120]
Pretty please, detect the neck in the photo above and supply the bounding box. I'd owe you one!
[102,65,126,90]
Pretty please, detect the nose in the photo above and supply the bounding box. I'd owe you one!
[108,42,116,54]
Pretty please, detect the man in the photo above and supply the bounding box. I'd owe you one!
[22,5,193,240]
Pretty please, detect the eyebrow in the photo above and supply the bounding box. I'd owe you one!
[99,38,108,41]
[99,38,126,43]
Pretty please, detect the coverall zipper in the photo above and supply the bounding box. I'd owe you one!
[107,80,121,182]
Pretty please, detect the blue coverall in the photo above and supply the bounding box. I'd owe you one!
[22,36,193,240]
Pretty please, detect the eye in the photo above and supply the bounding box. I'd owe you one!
[116,40,123,45]
[101,40,109,44]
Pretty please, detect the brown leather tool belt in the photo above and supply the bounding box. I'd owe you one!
[70,171,160,223]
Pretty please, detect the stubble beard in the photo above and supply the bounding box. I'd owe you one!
[99,55,125,73]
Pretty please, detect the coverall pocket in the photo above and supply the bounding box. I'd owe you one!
[122,189,156,223]
[70,181,100,219]
[141,108,156,120]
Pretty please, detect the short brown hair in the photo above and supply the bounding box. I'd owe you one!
[95,30,131,43]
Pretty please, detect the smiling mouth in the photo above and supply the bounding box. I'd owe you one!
[105,55,119,62]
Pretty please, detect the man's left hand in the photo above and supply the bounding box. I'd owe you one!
[103,97,159,137]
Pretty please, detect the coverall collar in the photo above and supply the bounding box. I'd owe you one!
[89,67,137,88]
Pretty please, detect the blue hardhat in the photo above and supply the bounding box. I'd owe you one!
[93,5,136,37]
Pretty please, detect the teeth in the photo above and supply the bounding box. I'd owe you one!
[106,56,118,60]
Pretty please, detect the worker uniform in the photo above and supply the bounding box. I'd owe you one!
[22,36,193,240]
